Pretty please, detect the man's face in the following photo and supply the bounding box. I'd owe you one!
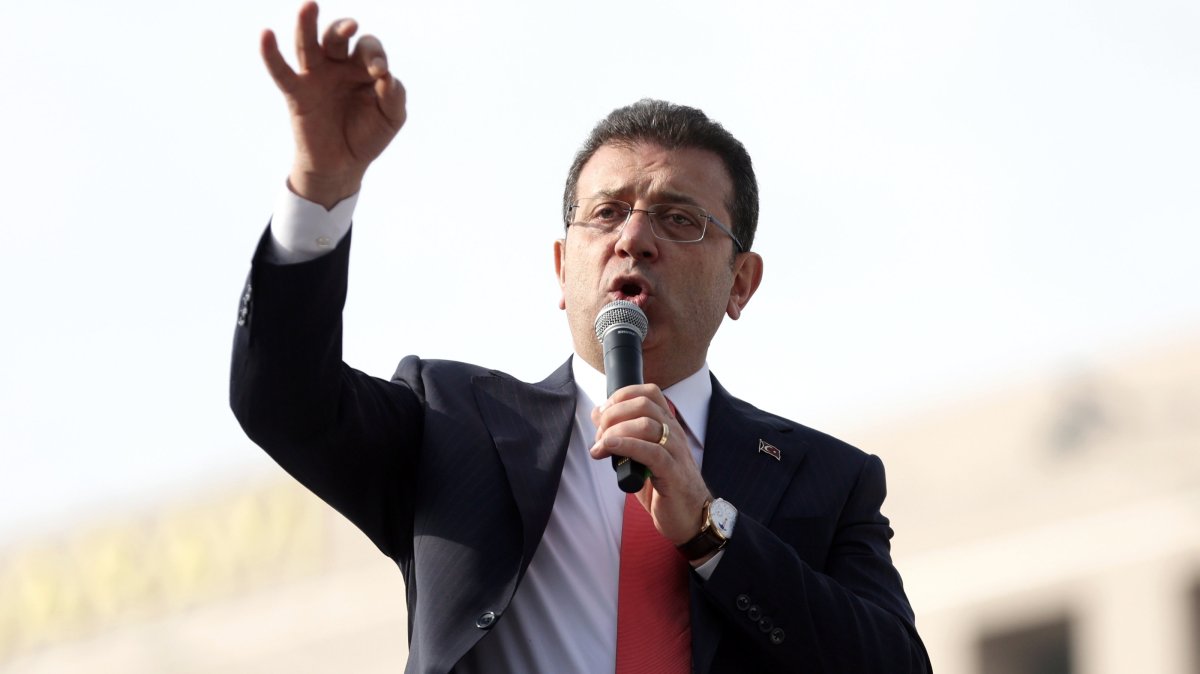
[555,141,763,388]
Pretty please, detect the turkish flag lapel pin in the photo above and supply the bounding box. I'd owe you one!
[757,439,782,461]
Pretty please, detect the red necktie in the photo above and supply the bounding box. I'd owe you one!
[614,408,691,673]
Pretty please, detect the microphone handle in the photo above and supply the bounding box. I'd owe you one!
[603,328,650,493]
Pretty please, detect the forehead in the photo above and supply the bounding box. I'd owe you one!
[577,142,733,216]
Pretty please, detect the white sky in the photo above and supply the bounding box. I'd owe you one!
[1,0,1197,543]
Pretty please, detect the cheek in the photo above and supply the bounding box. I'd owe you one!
[694,270,737,323]
[558,263,599,313]
[560,244,606,292]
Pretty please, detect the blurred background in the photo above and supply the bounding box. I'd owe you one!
[1,0,1197,671]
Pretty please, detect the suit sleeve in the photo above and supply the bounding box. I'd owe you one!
[696,454,932,673]
[229,226,421,561]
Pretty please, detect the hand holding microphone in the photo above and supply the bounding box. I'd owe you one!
[593,300,651,493]
[591,301,719,547]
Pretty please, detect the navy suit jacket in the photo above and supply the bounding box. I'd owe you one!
[230,230,931,673]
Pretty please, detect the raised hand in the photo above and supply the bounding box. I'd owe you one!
[261,2,407,208]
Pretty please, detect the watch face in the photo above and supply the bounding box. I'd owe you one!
[709,499,737,538]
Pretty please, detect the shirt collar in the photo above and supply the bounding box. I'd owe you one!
[571,357,712,448]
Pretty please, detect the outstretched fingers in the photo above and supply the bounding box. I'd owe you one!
[294,1,322,71]
[260,29,298,93]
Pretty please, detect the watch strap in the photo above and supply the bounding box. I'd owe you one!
[676,499,729,561]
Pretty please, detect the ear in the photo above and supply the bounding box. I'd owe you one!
[726,252,763,320]
[554,239,567,310]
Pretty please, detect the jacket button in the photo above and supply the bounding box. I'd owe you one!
[237,284,253,326]
[757,617,774,633]
[747,605,762,621]
[476,611,497,629]
[770,628,786,645]
[736,594,751,611]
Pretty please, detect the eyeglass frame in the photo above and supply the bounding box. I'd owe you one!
[566,198,746,253]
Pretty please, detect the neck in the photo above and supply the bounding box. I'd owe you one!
[574,345,704,391]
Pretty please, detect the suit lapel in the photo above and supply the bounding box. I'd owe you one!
[472,358,576,567]
[693,374,809,674]
[472,363,811,674]
[701,375,808,524]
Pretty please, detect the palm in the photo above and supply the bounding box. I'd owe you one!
[286,57,401,174]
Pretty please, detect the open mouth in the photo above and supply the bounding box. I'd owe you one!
[619,282,643,298]
[611,276,652,308]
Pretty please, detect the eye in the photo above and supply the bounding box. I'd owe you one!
[584,200,630,227]
[654,205,704,233]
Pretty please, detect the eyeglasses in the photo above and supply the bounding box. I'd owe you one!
[567,198,745,252]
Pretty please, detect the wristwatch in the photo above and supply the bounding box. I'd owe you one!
[677,498,737,561]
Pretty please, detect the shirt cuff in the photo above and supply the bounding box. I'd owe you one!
[267,186,359,264]
[693,549,725,580]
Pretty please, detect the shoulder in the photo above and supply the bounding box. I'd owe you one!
[389,355,575,395]
[711,374,876,471]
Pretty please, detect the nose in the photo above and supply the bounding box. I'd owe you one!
[615,209,660,260]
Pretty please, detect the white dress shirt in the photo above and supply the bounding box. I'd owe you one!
[267,189,724,673]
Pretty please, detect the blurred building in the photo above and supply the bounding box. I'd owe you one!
[866,331,1200,674]
[0,481,409,673]
[2,332,1197,673]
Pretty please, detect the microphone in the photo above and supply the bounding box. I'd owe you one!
[594,300,651,493]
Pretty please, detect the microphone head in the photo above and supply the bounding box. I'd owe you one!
[594,300,648,343]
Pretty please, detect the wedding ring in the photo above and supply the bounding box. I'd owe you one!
[658,420,670,446]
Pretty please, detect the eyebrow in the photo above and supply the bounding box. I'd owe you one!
[589,188,706,209]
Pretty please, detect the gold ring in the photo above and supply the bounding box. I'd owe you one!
[658,421,670,446]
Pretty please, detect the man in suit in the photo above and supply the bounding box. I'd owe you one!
[231,3,932,672]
